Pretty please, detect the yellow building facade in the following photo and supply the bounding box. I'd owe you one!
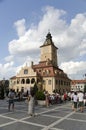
[9,32,71,94]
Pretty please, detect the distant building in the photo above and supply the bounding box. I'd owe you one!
[9,32,71,94]
[71,79,86,92]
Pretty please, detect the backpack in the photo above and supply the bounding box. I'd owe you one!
[8,92,14,99]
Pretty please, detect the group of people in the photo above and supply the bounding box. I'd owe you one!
[71,90,86,112]
[7,89,86,117]
[7,88,35,116]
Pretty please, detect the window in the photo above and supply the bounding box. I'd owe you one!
[59,80,60,85]
[43,80,46,85]
[31,78,35,84]
[55,80,58,85]
[46,69,50,75]
[48,80,51,85]
[26,79,30,84]
[61,80,63,85]
[24,69,28,74]
[39,69,41,72]
[21,79,25,84]
[17,80,19,84]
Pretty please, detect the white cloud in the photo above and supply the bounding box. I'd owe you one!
[5,55,14,62]
[4,61,14,69]
[14,19,26,37]
[60,61,86,79]
[60,61,86,74]
[1,6,86,80]
[0,61,16,79]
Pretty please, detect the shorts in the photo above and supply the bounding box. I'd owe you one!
[74,102,77,108]
[79,101,84,107]
[9,99,14,105]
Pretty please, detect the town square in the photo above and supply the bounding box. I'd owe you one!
[0,0,86,130]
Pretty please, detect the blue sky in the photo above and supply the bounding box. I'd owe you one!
[0,0,86,80]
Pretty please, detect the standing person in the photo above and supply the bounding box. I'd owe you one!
[83,92,86,107]
[72,92,78,112]
[45,91,49,107]
[28,89,35,116]
[8,89,15,111]
[77,91,84,112]
[71,91,74,110]
[64,92,67,103]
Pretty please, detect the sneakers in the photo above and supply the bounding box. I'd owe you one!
[29,113,36,117]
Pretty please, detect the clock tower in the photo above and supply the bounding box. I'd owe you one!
[40,32,58,67]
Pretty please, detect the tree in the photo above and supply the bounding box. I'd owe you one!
[84,84,86,93]
[0,86,5,99]
[33,82,38,95]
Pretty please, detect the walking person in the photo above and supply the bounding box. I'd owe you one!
[28,89,35,116]
[8,89,15,111]
[77,90,84,112]
[72,92,78,112]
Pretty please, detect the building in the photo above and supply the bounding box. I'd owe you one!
[9,32,71,94]
[71,79,86,92]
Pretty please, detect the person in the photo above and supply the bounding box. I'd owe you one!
[71,91,74,110]
[83,92,86,107]
[72,92,78,112]
[45,91,49,107]
[77,91,84,112]
[64,92,67,103]
[28,89,35,116]
[8,89,15,111]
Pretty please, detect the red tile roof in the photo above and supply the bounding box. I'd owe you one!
[71,79,86,84]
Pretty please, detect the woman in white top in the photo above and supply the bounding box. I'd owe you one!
[28,89,35,116]
[73,92,78,112]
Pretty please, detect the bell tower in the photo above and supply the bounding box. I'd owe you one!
[40,32,58,66]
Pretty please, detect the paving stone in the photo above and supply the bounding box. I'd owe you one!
[0,100,86,130]
[44,110,69,117]
[5,111,28,119]
[0,122,43,130]
[0,117,14,125]
[69,113,86,120]
[24,115,59,126]
[54,119,86,130]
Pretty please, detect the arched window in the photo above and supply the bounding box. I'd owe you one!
[17,80,20,84]
[21,79,25,84]
[26,78,30,84]
[31,78,35,84]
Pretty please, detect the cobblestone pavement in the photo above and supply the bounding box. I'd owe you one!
[0,100,86,130]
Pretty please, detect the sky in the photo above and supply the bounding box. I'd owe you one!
[0,0,86,80]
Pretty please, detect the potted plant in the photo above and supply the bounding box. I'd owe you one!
[35,91,46,105]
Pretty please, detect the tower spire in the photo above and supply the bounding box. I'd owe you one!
[43,31,54,45]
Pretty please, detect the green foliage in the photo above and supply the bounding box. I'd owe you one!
[84,84,86,93]
[33,82,38,95]
[35,91,45,100]
[0,86,5,99]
